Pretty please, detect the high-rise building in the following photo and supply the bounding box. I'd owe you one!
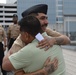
[0,3,17,27]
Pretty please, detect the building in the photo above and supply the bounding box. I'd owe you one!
[0,3,17,28]
[17,0,76,41]
[63,0,76,41]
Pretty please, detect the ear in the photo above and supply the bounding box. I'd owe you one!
[26,33,33,41]
[24,32,29,41]
[24,32,34,42]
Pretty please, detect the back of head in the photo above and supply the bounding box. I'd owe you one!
[22,4,48,17]
[13,14,18,24]
[13,14,18,18]
[19,15,42,37]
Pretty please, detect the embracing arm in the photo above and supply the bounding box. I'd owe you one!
[37,28,70,50]
[15,58,58,75]
[46,28,70,45]
[15,68,47,75]
[2,50,16,71]
[53,34,70,45]
[2,52,58,75]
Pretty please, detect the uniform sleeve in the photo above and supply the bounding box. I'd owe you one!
[46,28,62,37]
[10,34,26,53]
[13,34,25,47]
[9,47,32,70]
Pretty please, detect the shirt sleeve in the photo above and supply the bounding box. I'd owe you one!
[13,34,25,48]
[11,34,26,53]
[9,46,32,70]
[46,28,62,37]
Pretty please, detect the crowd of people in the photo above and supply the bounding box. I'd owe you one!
[0,4,70,75]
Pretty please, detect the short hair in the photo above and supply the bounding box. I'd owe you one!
[13,14,18,18]
[19,15,42,37]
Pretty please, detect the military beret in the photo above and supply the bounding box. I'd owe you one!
[22,4,48,17]
[13,14,18,17]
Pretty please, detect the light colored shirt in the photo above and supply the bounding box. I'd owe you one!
[9,32,66,75]
[7,24,20,39]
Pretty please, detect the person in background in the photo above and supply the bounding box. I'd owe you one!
[0,25,7,75]
[7,14,20,50]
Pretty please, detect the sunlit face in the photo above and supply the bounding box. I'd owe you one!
[36,13,48,32]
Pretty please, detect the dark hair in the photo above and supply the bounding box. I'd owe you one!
[13,14,18,18]
[19,15,42,37]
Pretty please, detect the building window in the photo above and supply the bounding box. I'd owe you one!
[58,12,63,16]
[56,17,63,21]
[58,6,63,10]
[58,1,63,5]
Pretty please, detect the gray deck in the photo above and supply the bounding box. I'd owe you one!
[62,48,76,75]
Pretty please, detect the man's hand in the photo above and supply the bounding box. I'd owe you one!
[15,57,58,75]
[37,36,56,50]
[43,57,58,74]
